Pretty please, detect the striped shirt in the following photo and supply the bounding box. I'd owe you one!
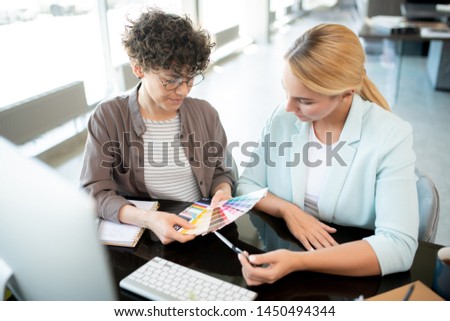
[142,114,201,202]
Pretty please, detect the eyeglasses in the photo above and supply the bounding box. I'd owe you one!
[153,72,204,90]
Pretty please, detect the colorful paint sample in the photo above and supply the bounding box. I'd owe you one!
[178,188,268,235]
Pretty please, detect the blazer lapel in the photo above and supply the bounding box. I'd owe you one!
[318,95,364,222]
[290,120,311,209]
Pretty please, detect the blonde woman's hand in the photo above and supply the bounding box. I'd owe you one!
[238,250,296,286]
[282,207,338,251]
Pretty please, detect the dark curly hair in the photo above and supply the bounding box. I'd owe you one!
[122,8,215,76]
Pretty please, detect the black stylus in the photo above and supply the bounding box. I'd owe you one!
[214,231,266,268]
[213,231,244,255]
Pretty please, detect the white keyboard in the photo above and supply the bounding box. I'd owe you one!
[120,256,258,301]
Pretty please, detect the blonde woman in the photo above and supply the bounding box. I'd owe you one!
[237,24,418,284]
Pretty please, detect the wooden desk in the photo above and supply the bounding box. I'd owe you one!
[107,200,442,301]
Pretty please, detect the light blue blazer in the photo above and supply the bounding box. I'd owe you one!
[237,95,419,275]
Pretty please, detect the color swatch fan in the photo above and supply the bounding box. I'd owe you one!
[178,188,268,236]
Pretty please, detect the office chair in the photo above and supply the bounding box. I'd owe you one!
[416,167,440,243]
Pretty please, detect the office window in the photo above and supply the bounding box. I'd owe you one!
[0,0,104,108]
[270,0,297,14]
[197,0,250,63]
[198,0,241,35]
[0,0,187,111]
[302,0,337,11]
[1,0,255,110]
[269,0,302,31]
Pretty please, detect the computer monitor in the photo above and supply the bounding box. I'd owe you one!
[0,137,117,300]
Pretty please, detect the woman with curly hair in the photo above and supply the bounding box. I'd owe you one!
[80,8,235,244]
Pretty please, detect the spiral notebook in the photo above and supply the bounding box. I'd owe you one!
[97,200,159,247]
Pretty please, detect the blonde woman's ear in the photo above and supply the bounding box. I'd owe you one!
[340,90,354,100]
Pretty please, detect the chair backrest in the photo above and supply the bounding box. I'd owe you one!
[416,167,440,243]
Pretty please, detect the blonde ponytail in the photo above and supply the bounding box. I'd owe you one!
[360,74,390,111]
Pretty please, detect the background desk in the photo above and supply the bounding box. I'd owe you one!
[107,200,442,301]
[359,22,450,92]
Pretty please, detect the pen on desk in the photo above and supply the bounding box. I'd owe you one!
[213,231,244,255]
[402,284,415,301]
[214,231,266,268]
